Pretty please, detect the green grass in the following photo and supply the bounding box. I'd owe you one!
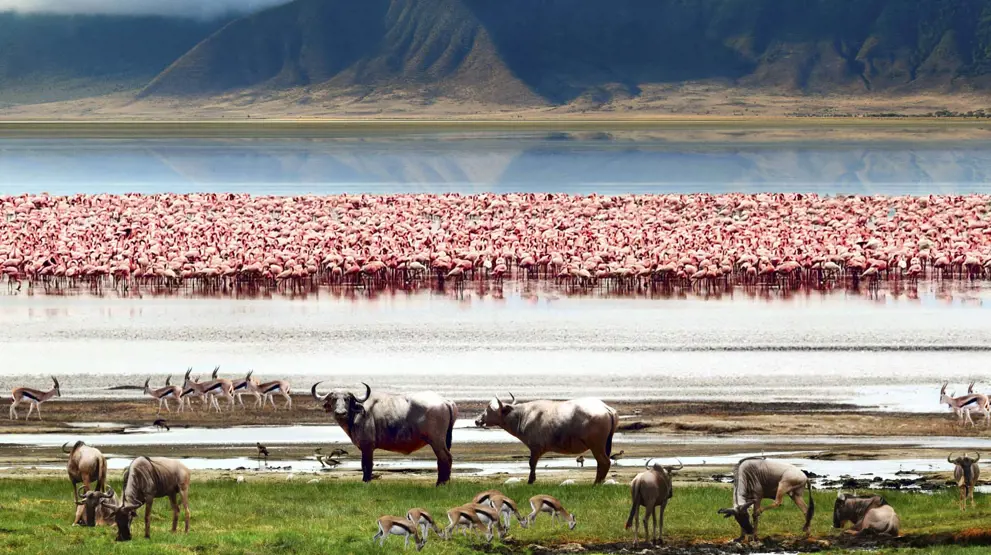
[1,480,989,554]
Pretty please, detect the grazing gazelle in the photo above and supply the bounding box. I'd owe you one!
[372,515,425,550]
[526,495,577,530]
[143,376,181,414]
[406,508,443,539]
[10,376,61,420]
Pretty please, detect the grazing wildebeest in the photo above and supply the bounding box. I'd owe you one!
[949,452,981,510]
[474,393,618,484]
[108,456,191,541]
[311,382,457,485]
[74,486,117,527]
[64,441,107,508]
[717,457,815,542]
[626,458,682,546]
[833,492,900,536]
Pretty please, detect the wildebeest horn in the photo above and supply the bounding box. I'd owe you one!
[717,508,736,517]
[61,442,73,453]
[310,382,329,401]
[948,453,956,463]
[667,458,684,471]
[77,484,87,498]
[356,382,371,403]
[508,392,516,405]
[645,458,655,470]
[103,486,115,498]
[974,452,981,462]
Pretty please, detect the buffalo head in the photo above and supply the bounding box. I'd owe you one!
[311,382,371,420]
[716,501,756,535]
[475,392,517,427]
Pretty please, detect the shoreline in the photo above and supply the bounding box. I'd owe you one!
[1,117,991,140]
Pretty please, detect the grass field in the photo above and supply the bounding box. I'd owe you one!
[2,479,990,554]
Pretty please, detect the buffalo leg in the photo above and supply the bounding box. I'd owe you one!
[591,447,611,484]
[429,441,452,486]
[791,492,810,534]
[361,448,374,482]
[145,499,154,539]
[527,450,542,484]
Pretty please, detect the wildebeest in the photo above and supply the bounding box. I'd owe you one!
[64,441,107,508]
[717,457,815,542]
[74,486,117,527]
[474,393,618,484]
[950,452,981,510]
[833,492,900,536]
[626,458,682,546]
[311,382,457,485]
[108,456,191,541]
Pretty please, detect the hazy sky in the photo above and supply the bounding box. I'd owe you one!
[0,0,292,18]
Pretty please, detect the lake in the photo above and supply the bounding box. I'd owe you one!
[3,134,991,195]
[2,132,990,412]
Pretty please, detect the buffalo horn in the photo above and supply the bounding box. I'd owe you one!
[356,382,371,403]
[310,382,329,401]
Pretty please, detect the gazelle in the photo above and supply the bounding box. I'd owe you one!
[247,373,292,410]
[526,495,577,530]
[232,370,262,408]
[10,376,61,420]
[372,516,425,550]
[205,366,236,410]
[143,376,181,414]
[940,382,990,427]
[483,493,529,530]
[406,508,443,539]
[181,368,226,412]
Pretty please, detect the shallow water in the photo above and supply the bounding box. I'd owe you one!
[4,135,991,195]
[1,285,990,410]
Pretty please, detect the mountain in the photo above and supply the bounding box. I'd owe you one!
[138,0,991,107]
[0,12,226,106]
[7,0,991,113]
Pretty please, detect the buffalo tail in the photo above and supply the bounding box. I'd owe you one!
[445,405,455,450]
[605,412,616,457]
[803,470,815,531]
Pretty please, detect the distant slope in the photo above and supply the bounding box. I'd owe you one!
[140,0,991,107]
[139,0,538,105]
[0,12,226,105]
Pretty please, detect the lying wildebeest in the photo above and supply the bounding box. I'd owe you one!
[108,456,191,541]
[717,457,814,542]
[474,393,618,484]
[833,492,900,536]
[949,452,981,510]
[626,458,682,546]
[74,486,117,527]
[311,382,457,485]
[64,441,107,508]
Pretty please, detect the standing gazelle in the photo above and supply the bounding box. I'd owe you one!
[247,373,292,410]
[143,376,181,415]
[10,376,61,420]
[372,515,425,550]
[940,382,990,427]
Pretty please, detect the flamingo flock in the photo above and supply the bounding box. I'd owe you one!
[2,192,991,293]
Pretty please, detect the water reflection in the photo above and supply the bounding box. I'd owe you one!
[3,135,991,195]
